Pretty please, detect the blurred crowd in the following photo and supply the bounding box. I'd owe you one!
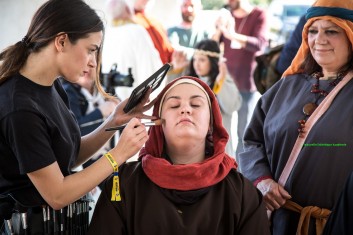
[97,0,273,159]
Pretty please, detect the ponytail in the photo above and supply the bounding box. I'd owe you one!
[0,39,30,84]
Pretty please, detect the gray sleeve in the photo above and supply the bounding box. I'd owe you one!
[216,75,242,115]
[238,97,272,182]
[236,74,286,183]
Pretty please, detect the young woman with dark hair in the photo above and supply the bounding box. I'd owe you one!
[0,0,154,233]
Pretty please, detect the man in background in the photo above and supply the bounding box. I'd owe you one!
[276,14,306,75]
[167,0,209,59]
[133,0,174,64]
[213,0,268,162]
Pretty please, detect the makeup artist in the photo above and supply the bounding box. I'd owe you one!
[88,76,270,235]
[238,0,353,234]
[0,0,154,233]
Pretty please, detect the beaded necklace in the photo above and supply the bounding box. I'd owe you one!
[297,71,346,137]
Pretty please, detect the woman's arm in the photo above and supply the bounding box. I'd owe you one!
[238,97,271,182]
[238,81,291,211]
[215,63,242,114]
[28,118,148,210]
[76,89,156,166]
[166,50,188,83]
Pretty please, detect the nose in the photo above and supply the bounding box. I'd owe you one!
[88,55,97,69]
[315,30,327,44]
[181,110,190,114]
[180,104,191,114]
[187,6,194,12]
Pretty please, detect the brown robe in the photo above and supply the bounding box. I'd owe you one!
[88,161,270,235]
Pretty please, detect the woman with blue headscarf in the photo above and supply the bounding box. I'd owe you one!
[239,0,353,234]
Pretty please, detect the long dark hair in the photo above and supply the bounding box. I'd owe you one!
[300,52,353,75]
[0,0,104,86]
[187,39,220,89]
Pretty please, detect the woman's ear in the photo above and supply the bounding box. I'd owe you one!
[54,33,68,52]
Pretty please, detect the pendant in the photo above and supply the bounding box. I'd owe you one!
[303,102,317,116]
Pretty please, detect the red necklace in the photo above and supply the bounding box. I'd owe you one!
[298,71,345,137]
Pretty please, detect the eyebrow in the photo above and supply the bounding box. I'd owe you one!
[309,25,340,30]
[165,95,206,101]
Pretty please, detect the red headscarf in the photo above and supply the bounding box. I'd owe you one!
[139,76,237,191]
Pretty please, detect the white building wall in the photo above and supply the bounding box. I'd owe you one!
[0,0,180,52]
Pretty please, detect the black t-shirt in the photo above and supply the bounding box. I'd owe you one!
[0,74,80,202]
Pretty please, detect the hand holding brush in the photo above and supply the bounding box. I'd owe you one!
[105,119,163,131]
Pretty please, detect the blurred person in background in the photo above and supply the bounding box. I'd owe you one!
[132,0,174,64]
[62,69,119,139]
[103,0,162,101]
[167,0,209,60]
[276,14,307,75]
[62,69,119,188]
[213,0,268,161]
[168,39,241,156]
[62,69,119,217]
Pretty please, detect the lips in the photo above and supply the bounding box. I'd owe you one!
[177,118,193,125]
[314,48,333,52]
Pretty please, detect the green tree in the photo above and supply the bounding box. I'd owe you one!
[201,0,223,10]
[201,0,272,10]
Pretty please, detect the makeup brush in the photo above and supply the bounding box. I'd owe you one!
[105,119,163,131]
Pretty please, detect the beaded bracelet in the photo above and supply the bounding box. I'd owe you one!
[104,152,121,201]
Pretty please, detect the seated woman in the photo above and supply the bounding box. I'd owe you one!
[88,77,270,235]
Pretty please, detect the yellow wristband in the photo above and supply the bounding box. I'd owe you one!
[104,152,118,172]
[104,152,121,201]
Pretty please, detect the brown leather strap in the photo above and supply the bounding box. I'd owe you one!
[283,200,331,235]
